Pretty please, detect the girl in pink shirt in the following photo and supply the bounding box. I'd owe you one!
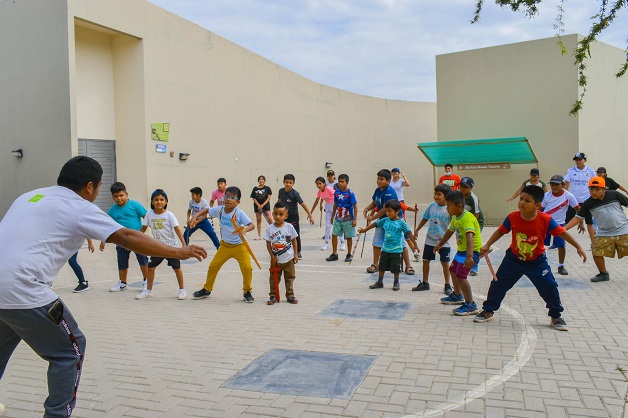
[312,177,336,251]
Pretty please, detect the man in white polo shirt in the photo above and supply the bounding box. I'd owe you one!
[564,152,596,242]
[0,157,206,417]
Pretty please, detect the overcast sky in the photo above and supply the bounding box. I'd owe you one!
[147,0,626,102]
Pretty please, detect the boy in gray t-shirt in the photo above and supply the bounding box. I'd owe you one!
[413,184,453,293]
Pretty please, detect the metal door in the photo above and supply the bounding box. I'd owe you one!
[78,139,116,212]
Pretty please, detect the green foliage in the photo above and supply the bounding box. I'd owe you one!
[472,0,628,115]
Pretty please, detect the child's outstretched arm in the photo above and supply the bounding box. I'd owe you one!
[300,202,315,224]
[358,222,376,234]
[480,229,505,256]
[433,229,454,252]
[311,197,322,214]
[174,226,186,246]
[266,241,277,266]
[414,218,428,235]
[559,231,587,263]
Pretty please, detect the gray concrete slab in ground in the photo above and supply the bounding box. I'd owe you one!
[222,349,376,399]
[318,299,412,320]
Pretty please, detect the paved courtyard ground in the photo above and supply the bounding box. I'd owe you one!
[1,220,627,417]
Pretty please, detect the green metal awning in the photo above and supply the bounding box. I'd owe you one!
[417,137,538,166]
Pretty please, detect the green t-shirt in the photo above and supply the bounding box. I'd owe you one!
[449,210,482,253]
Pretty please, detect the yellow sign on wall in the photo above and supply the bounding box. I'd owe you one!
[151,123,170,142]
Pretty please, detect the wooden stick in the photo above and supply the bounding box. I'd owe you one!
[482,249,497,281]
[269,266,282,302]
[230,217,262,269]
[349,233,361,265]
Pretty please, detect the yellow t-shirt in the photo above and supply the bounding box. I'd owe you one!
[448,210,482,253]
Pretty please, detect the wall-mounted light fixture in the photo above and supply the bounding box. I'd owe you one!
[179,152,190,161]
[11,149,23,158]
[325,162,332,168]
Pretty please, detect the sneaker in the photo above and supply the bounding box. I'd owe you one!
[178,289,187,300]
[193,288,211,299]
[392,282,400,291]
[110,281,128,292]
[344,254,353,262]
[321,243,328,251]
[369,281,384,289]
[547,244,558,250]
[550,317,569,331]
[591,272,610,282]
[413,251,421,262]
[298,252,302,260]
[443,284,453,295]
[267,296,277,305]
[135,290,153,300]
[287,297,299,304]
[73,282,90,293]
[469,270,478,276]
[326,253,339,262]
[453,301,479,316]
[557,266,568,275]
[474,310,494,323]
[440,293,464,305]
[243,291,255,303]
[340,242,346,251]
[412,282,430,291]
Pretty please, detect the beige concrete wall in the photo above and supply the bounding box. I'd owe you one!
[74,26,116,140]
[577,39,628,185]
[67,0,436,222]
[0,0,73,216]
[436,36,582,224]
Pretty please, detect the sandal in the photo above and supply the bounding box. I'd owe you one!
[405,266,415,275]
[366,264,378,274]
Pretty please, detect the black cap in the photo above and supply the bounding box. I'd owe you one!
[530,168,540,175]
[549,174,564,184]
[573,152,586,160]
[596,167,607,173]
[460,177,474,187]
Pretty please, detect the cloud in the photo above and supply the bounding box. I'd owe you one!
[148,0,626,101]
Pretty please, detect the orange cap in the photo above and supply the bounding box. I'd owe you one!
[588,176,606,188]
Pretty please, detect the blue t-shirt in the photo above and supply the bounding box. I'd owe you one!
[372,185,397,211]
[375,217,411,253]
[334,188,357,221]
[107,199,147,231]
[208,206,253,245]
[422,202,451,247]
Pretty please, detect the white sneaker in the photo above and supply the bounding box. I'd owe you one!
[0,402,7,418]
[142,280,148,291]
[321,243,328,251]
[110,281,128,292]
[135,290,153,300]
[340,242,346,251]
[178,289,187,300]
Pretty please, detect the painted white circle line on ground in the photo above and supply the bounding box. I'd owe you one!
[401,292,538,418]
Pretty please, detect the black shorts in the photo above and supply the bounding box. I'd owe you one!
[254,203,271,213]
[147,257,181,269]
[379,251,402,274]
[423,244,451,262]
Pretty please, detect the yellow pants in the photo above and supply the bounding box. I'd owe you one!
[203,241,253,292]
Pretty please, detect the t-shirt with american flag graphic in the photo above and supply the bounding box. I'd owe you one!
[334,188,357,221]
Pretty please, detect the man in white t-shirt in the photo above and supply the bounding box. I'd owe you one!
[0,157,206,417]
[564,152,596,242]
[541,174,581,275]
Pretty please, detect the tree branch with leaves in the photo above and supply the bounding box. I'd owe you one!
[472,0,628,115]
